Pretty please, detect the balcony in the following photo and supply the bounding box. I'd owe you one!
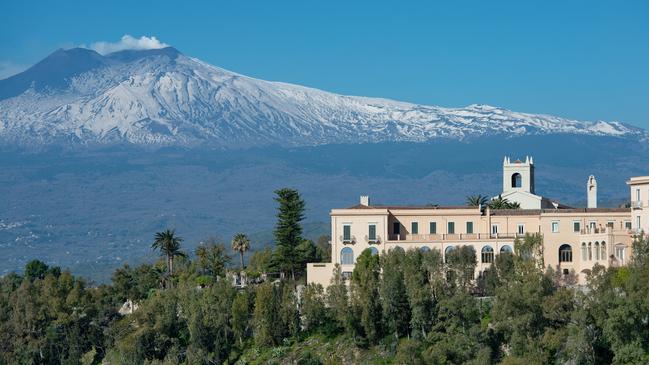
[388,233,521,242]
[631,201,644,209]
[580,227,611,234]
[364,235,382,245]
[340,235,356,245]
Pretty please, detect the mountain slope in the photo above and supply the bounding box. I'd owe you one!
[0,47,647,147]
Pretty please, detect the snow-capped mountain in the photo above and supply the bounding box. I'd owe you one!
[0,47,646,147]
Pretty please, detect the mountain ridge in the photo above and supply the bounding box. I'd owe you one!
[0,47,647,148]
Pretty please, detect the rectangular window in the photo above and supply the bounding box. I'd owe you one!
[393,222,401,235]
[447,222,455,234]
[589,221,596,231]
[466,222,473,234]
[343,225,351,241]
[411,222,419,234]
[551,221,559,233]
[637,216,642,230]
[607,221,614,229]
[491,224,498,235]
[517,224,525,235]
[368,224,376,240]
[616,246,625,264]
[430,222,437,234]
[625,221,632,230]
[573,221,581,233]
[637,188,641,201]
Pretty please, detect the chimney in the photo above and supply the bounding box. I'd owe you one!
[360,195,370,206]
[587,175,597,208]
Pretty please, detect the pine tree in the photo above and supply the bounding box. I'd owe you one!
[273,188,306,280]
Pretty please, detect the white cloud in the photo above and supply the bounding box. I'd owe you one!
[88,35,169,55]
[0,61,28,79]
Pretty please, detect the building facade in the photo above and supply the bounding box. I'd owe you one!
[307,157,647,287]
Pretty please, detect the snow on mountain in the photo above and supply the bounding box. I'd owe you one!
[0,47,646,147]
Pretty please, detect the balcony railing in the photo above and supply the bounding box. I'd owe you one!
[631,201,644,209]
[388,233,522,241]
[364,235,382,244]
[580,227,611,234]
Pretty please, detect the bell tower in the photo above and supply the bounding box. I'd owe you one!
[502,156,535,195]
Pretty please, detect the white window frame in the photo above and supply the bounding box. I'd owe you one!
[466,221,474,234]
[368,223,377,241]
[615,245,625,265]
[551,221,559,233]
[491,224,499,235]
[447,221,455,234]
[342,224,352,243]
[517,224,525,236]
[411,221,419,235]
[573,221,581,233]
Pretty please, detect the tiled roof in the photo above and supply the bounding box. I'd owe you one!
[541,208,631,214]
[490,209,541,216]
[345,204,476,210]
[490,208,631,216]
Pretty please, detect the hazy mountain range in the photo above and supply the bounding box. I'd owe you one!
[1,46,648,282]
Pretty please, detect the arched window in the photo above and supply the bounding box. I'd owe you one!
[581,243,587,261]
[500,245,513,254]
[420,246,431,253]
[341,247,354,265]
[588,242,592,261]
[600,241,606,260]
[368,247,379,256]
[481,245,494,263]
[594,242,600,260]
[445,246,455,262]
[392,246,405,253]
[511,173,522,188]
[559,244,572,263]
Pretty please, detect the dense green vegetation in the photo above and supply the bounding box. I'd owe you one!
[1,189,648,364]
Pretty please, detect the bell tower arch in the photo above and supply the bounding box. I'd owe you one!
[502,156,535,195]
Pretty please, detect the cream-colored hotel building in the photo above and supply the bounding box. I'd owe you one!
[307,157,649,287]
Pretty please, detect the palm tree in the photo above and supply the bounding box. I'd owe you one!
[466,194,489,207]
[151,229,186,276]
[488,195,520,210]
[231,233,251,270]
[488,195,508,209]
[508,201,521,209]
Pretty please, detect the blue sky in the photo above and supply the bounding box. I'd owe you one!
[1,0,648,128]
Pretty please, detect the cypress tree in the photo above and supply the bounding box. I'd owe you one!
[380,248,411,341]
[351,249,383,346]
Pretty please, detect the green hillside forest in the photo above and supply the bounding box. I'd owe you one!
[1,188,649,364]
